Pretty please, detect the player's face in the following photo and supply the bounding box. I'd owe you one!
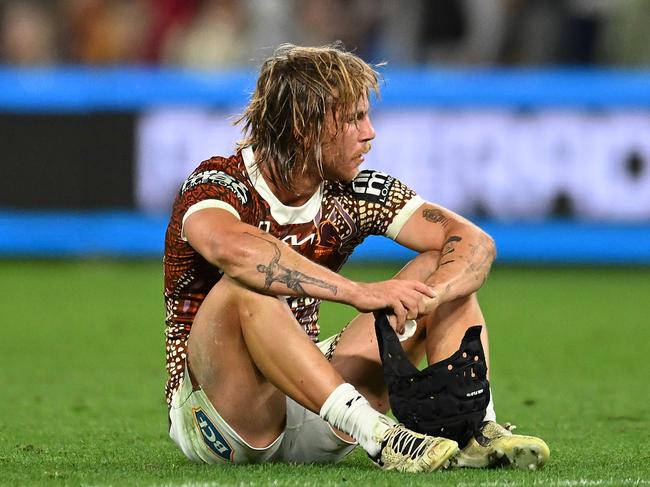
[321,96,375,183]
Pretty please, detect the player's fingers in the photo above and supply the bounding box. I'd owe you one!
[390,301,407,334]
[418,298,429,316]
[402,294,420,321]
[404,286,431,320]
[396,279,432,296]
[412,280,437,298]
[399,281,436,311]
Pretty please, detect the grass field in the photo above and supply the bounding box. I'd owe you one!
[1,260,649,486]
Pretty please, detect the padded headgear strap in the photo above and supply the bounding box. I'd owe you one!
[375,312,490,447]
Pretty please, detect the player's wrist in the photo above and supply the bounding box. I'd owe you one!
[425,283,450,307]
[421,293,440,316]
[340,280,364,307]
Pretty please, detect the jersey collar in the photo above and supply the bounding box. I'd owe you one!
[241,146,323,225]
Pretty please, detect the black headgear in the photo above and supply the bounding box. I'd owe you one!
[375,312,490,447]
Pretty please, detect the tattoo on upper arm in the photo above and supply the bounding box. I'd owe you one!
[244,232,338,296]
[422,208,452,228]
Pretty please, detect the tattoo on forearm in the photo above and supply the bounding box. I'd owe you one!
[442,236,462,254]
[437,235,494,296]
[422,208,452,228]
[245,232,338,296]
[439,235,462,265]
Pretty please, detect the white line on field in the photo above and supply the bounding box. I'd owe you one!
[143,479,650,487]
[455,479,650,487]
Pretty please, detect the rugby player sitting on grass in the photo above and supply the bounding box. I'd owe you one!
[163,42,549,472]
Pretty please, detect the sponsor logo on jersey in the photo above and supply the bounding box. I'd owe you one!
[192,408,234,462]
[282,233,316,246]
[182,170,249,205]
[351,170,395,204]
[258,221,317,247]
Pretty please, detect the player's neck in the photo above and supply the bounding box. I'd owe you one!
[260,161,322,207]
[267,176,320,206]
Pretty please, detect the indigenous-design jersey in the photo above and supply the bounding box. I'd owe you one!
[163,146,424,407]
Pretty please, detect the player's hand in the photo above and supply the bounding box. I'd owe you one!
[352,280,436,334]
[420,293,441,317]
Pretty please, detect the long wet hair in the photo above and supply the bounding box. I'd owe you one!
[237,42,380,191]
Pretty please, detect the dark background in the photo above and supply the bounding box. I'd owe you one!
[0,113,135,209]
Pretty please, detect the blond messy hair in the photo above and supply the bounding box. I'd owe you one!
[237,42,380,191]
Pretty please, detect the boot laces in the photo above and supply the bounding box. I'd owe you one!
[383,425,430,459]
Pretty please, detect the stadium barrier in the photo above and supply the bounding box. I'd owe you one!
[1,68,649,263]
[2,67,649,111]
[2,210,649,264]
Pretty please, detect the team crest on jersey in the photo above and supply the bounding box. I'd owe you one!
[181,170,249,205]
[192,408,234,462]
[351,170,395,204]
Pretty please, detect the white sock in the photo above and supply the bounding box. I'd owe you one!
[483,390,496,422]
[319,383,395,457]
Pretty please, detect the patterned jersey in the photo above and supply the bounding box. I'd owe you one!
[163,146,424,406]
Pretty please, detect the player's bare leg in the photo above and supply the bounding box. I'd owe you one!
[330,251,487,409]
[188,275,345,447]
[187,275,459,471]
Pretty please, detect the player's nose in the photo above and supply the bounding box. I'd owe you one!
[360,116,375,142]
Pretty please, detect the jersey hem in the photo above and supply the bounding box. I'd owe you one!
[181,199,241,241]
[385,195,425,240]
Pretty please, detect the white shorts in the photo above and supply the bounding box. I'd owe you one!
[168,335,357,464]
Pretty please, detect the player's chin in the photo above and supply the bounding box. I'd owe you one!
[327,161,361,184]
[338,169,360,184]
[341,164,362,182]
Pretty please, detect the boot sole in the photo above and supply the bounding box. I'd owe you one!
[498,437,550,470]
[429,444,461,471]
[453,436,550,470]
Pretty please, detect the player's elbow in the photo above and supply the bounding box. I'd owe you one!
[453,221,497,264]
[204,229,248,274]
[479,230,497,264]
[460,222,497,265]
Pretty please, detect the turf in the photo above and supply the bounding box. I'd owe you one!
[1,260,649,486]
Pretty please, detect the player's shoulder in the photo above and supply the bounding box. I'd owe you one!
[179,152,251,204]
[184,152,245,181]
[342,169,401,204]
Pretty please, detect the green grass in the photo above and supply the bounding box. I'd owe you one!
[1,260,649,486]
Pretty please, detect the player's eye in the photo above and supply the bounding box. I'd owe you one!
[348,112,365,124]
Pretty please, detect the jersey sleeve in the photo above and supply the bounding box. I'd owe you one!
[350,170,425,239]
[175,160,254,241]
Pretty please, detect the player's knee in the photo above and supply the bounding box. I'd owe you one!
[395,251,441,282]
[217,275,289,320]
[217,274,273,301]
[419,250,442,271]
